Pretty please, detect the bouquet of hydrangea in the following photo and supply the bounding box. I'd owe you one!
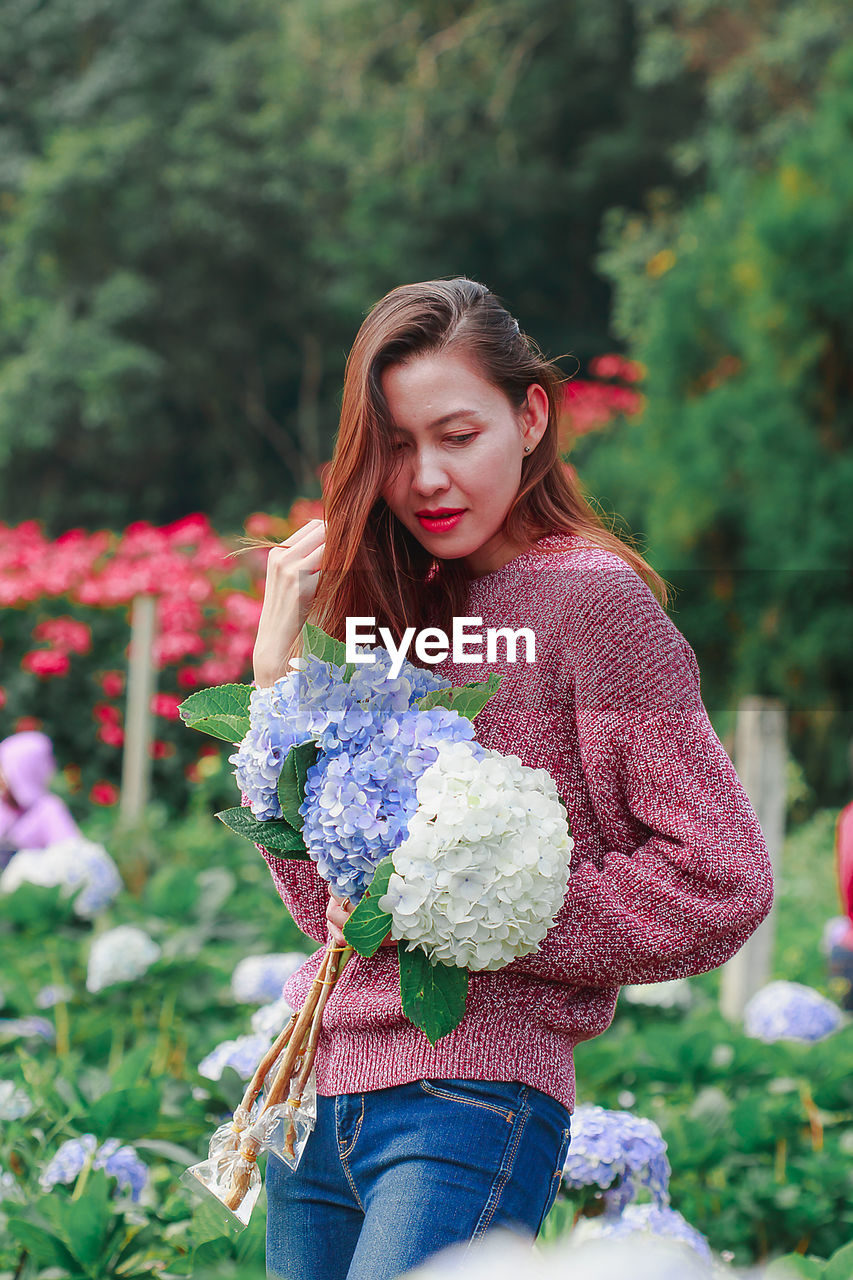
[177,623,574,1227]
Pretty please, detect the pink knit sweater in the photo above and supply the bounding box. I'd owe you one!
[255,532,774,1111]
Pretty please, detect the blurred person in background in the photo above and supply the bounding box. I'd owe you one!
[0,730,80,869]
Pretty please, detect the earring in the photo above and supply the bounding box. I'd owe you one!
[523,446,531,453]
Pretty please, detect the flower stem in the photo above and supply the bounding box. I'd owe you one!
[222,941,351,1212]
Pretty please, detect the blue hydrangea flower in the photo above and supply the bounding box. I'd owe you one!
[571,1202,712,1263]
[821,916,851,956]
[251,995,293,1039]
[559,1104,671,1215]
[230,953,306,1004]
[40,1134,148,1201]
[346,646,453,723]
[300,706,483,904]
[228,684,314,820]
[0,837,122,919]
[198,1033,271,1081]
[40,1135,98,1190]
[35,984,73,1009]
[93,1138,149,1201]
[0,1016,55,1043]
[229,647,452,821]
[743,980,845,1043]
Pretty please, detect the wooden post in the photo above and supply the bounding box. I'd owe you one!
[719,696,787,1022]
[120,594,158,826]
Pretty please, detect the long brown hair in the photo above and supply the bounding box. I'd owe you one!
[246,277,670,662]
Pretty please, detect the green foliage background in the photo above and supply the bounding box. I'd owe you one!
[1,775,851,1274]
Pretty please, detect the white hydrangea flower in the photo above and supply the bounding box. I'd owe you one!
[0,1081,32,1121]
[231,953,307,1004]
[86,925,161,993]
[378,740,573,971]
[621,980,693,1010]
[198,1033,272,1081]
[401,1230,719,1280]
[35,983,74,1009]
[0,837,122,918]
[250,995,294,1039]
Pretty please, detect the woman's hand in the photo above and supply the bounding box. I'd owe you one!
[253,518,326,688]
[326,891,395,948]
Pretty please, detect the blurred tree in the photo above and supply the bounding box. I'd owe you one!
[573,39,853,802]
[0,0,705,530]
[599,0,853,345]
[0,0,326,531]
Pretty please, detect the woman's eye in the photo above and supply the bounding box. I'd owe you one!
[390,433,475,452]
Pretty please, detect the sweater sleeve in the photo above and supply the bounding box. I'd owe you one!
[508,562,775,989]
[240,790,330,945]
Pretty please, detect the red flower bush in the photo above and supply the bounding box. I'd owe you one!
[32,616,92,655]
[0,508,308,815]
[100,670,125,698]
[150,693,182,720]
[90,781,119,806]
[558,355,645,445]
[22,650,71,678]
[97,724,125,748]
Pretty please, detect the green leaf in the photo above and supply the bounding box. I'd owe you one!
[190,1197,235,1249]
[825,1241,853,1280]
[4,1217,78,1270]
[88,1082,161,1141]
[398,944,468,1045]
[178,684,252,743]
[343,857,396,957]
[302,622,349,668]
[763,1257,824,1279]
[110,1042,155,1090]
[39,1172,111,1269]
[416,673,503,720]
[0,881,70,929]
[216,806,309,857]
[277,740,318,830]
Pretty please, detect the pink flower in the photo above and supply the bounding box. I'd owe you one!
[22,650,71,678]
[149,740,175,759]
[150,693,182,720]
[100,671,125,698]
[93,703,122,726]
[90,781,119,806]
[588,353,644,383]
[32,616,92,655]
[162,513,214,543]
[15,716,43,732]
[97,724,125,748]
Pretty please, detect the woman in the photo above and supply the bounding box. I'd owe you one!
[248,277,774,1280]
[0,731,80,869]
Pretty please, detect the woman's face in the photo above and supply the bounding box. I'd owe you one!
[378,351,548,577]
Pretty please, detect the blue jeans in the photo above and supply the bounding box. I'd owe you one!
[265,1077,572,1280]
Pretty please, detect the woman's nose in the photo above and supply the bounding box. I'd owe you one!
[410,450,451,493]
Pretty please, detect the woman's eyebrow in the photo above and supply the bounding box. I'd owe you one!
[392,410,483,435]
